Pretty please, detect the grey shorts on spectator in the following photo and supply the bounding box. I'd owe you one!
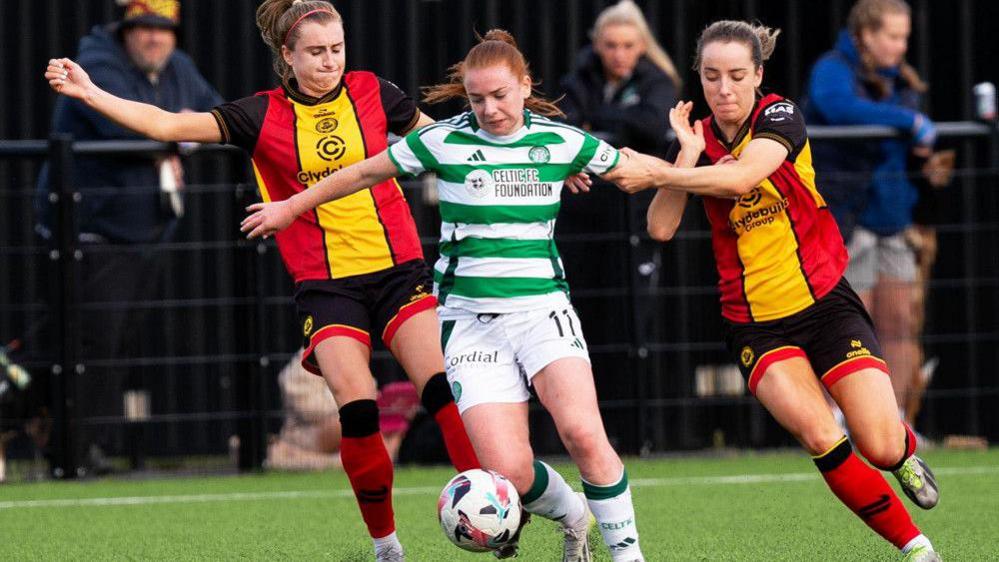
[845,226,918,292]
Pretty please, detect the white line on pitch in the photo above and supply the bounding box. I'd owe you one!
[0,465,994,510]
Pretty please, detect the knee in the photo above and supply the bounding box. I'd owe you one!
[854,432,906,469]
[502,461,537,496]
[559,423,608,461]
[797,425,847,457]
[480,452,535,494]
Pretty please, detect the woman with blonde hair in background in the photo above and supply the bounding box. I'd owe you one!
[560,0,680,155]
[559,0,681,361]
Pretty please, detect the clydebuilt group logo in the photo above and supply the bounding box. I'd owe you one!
[303,316,314,337]
[729,189,790,234]
[740,346,755,367]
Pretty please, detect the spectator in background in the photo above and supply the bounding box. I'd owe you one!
[804,0,938,437]
[560,0,680,156]
[34,0,222,474]
[559,0,681,385]
[266,350,419,471]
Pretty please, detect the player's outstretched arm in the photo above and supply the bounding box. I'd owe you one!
[646,101,703,240]
[240,151,399,239]
[45,58,221,143]
[604,100,787,198]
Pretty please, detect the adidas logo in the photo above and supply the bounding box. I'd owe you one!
[467,149,486,162]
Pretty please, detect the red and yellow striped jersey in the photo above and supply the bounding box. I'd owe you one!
[212,72,424,282]
[681,94,848,323]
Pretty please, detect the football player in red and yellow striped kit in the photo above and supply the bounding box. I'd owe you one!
[46,2,477,559]
[605,20,940,562]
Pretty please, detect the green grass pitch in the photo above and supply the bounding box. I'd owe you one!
[1,448,996,560]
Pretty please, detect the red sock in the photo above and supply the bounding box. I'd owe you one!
[421,373,479,471]
[433,402,480,471]
[814,437,920,549]
[901,422,918,461]
[340,401,395,539]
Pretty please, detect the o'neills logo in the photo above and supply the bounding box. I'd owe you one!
[297,165,343,185]
[846,339,872,359]
[728,197,790,233]
[447,350,499,368]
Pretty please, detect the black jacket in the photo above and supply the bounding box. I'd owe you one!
[559,47,677,156]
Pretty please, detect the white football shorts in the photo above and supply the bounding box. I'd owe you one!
[441,306,590,413]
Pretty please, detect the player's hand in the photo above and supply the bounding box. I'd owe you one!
[668,101,706,155]
[45,58,94,100]
[564,172,592,194]
[241,200,296,240]
[603,147,667,194]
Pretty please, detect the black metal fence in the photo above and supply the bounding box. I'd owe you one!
[4,1,999,141]
[0,122,996,482]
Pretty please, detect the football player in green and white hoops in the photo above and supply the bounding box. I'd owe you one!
[243,29,647,562]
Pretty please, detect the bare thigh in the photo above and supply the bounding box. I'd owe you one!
[754,356,845,455]
[388,309,445,394]
[533,357,622,484]
[314,337,377,406]
[829,367,905,467]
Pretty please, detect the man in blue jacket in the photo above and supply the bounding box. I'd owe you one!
[34,0,222,475]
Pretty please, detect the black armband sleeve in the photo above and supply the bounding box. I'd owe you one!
[753,99,807,160]
[379,78,420,135]
[211,95,269,153]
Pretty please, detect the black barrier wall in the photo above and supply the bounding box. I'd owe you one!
[1,123,996,480]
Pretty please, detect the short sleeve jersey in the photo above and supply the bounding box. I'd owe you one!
[675,94,848,323]
[211,72,423,282]
[388,110,619,316]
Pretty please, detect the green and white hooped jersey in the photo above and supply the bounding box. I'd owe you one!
[387,110,620,316]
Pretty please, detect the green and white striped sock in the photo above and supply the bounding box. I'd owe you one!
[521,460,585,524]
[583,470,643,561]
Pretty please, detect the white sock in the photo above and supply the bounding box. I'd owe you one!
[372,531,401,550]
[583,470,642,560]
[521,460,586,524]
[902,534,933,553]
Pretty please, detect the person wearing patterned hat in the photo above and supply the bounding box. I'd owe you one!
[34,0,221,476]
[118,0,181,29]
